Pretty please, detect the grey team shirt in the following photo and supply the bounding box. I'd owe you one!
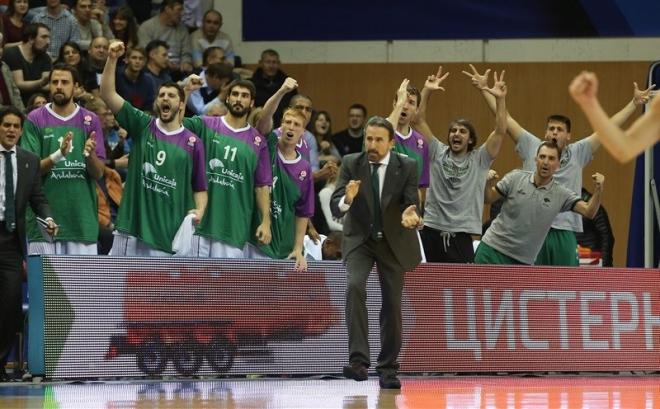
[516,130,593,233]
[481,170,581,265]
[424,137,493,235]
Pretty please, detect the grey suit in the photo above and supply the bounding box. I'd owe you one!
[331,151,421,374]
[0,146,50,368]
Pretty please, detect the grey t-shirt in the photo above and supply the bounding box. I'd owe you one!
[424,137,493,235]
[481,170,581,264]
[516,130,592,232]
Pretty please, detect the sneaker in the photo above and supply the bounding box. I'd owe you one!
[342,362,368,381]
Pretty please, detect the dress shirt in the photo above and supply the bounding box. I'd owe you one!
[339,151,390,211]
[0,145,17,222]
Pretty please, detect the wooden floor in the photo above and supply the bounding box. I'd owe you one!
[0,375,659,409]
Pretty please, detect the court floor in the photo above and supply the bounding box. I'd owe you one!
[0,375,658,409]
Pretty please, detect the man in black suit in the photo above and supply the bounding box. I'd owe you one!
[331,115,422,389]
[0,106,56,381]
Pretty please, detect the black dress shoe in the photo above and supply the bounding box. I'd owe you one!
[379,372,401,389]
[343,363,368,381]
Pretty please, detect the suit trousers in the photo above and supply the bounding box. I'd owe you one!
[0,222,23,367]
[345,236,405,375]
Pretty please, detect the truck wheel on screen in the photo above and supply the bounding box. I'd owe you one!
[207,336,236,373]
[173,340,203,376]
[136,337,168,376]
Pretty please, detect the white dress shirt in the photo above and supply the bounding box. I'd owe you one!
[0,145,17,222]
[339,151,390,211]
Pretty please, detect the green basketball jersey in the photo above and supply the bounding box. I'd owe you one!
[20,104,106,243]
[115,103,207,253]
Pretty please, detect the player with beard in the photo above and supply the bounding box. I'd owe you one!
[413,67,507,263]
[465,64,652,266]
[101,41,208,256]
[20,63,106,255]
[476,142,605,265]
[179,77,272,258]
[244,108,314,271]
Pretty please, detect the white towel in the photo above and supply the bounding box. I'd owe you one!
[172,214,197,257]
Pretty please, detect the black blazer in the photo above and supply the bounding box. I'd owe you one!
[330,151,421,271]
[13,146,51,258]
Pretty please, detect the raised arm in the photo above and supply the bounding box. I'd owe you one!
[414,66,449,141]
[481,70,507,158]
[386,78,409,127]
[584,80,655,152]
[255,77,298,135]
[572,172,604,219]
[462,64,525,143]
[570,71,660,163]
[100,41,127,114]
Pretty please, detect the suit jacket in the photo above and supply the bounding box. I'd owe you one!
[14,146,51,258]
[331,151,421,271]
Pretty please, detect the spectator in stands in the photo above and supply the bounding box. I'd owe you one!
[2,0,30,48]
[467,64,651,265]
[87,36,109,75]
[575,187,614,266]
[333,103,367,157]
[74,0,105,51]
[311,110,341,164]
[90,0,115,39]
[26,92,48,112]
[318,164,343,232]
[476,142,604,265]
[144,39,172,95]
[201,46,226,68]
[109,6,139,51]
[570,71,659,164]
[55,41,98,93]
[83,98,124,254]
[181,0,212,30]
[4,23,52,105]
[251,49,296,123]
[186,62,233,115]
[96,160,123,254]
[190,9,235,69]
[0,33,26,112]
[137,0,193,78]
[20,63,106,255]
[84,96,129,169]
[31,0,81,60]
[115,46,155,112]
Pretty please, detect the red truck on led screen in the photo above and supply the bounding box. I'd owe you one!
[105,266,340,376]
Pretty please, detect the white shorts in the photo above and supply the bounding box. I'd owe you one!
[29,241,97,255]
[191,235,245,258]
[109,232,171,257]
